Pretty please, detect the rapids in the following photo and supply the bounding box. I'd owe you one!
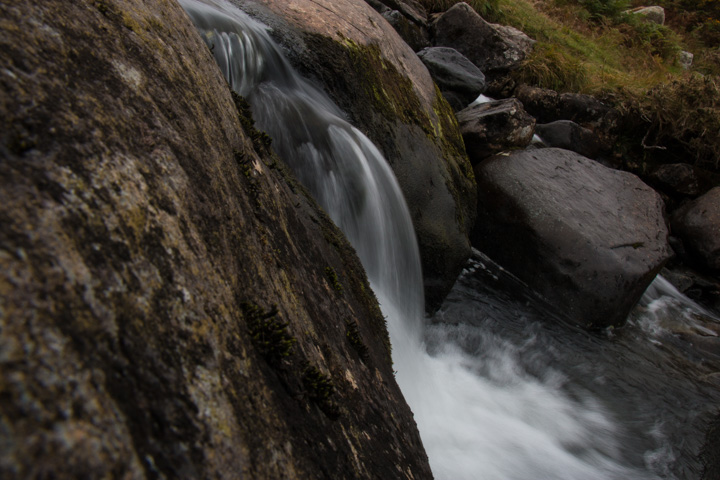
[180,1,720,478]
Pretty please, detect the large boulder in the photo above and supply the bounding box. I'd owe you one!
[0,0,432,478]
[671,187,720,271]
[456,98,535,162]
[417,46,486,111]
[471,148,672,329]
[241,0,477,310]
[430,2,534,79]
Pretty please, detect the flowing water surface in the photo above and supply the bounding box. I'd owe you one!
[180,1,720,477]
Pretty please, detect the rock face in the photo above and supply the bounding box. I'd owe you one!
[242,0,477,310]
[383,9,430,51]
[0,1,432,478]
[417,46,486,111]
[671,187,720,271]
[456,99,536,162]
[535,120,602,159]
[430,2,534,79]
[471,148,672,328]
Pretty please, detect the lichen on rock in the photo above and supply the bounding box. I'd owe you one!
[0,0,431,478]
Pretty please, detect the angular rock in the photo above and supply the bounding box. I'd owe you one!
[0,0,432,478]
[471,148,672,329]
[417,47,486,110]
[671,187,720,271]
[246,0,477,310]
[629,6,665,25]
[535,120,602,159]
[383,10,431,51]
[456,99,535,162]
[430,2,534,79]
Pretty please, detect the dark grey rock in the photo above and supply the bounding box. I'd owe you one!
[383,10,430,51]
[456,99,535,162]
[535,120,602,159]
[471,148,671,329]
[671,187,720,271]
[417,46,486,110]
[650,163,701,197]
[430,2,534,78]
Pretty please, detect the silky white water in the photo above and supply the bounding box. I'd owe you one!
[180,2,717,477]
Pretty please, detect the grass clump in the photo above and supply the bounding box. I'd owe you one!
[634,74,720,169]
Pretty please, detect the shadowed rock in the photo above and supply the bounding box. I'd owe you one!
[471,148,671,329]
[535,120,603,159]
[671,187,720,271]
[456,99,535,162]
[418,46,486,111]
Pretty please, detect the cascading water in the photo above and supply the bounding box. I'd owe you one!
[180,1,720,478]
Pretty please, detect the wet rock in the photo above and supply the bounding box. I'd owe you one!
[383,10,430,51]
[0,0,431,478]
[535,120,603,159]
[671,187,720,271]
[628,6,665,25]
[430,2,534,79]
[456,99,535,163]
[471,148,672,329]
[247,0,477,310]
[417,47,486,110]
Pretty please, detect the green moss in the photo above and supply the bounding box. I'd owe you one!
[230,91,272,154]
[301,364,340,419]
[241,302,296,363]
[345,320,369,364]
[324,266,343,293]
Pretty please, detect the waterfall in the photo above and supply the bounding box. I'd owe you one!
[180,1,716,478]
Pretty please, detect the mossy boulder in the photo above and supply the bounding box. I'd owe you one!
[0,0,431,478]
[241,0,477,310]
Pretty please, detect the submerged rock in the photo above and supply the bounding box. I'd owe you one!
[0,0,431,478]
[417,46,486,111]
[245,0,477,310]
[671,187,720,271]
[471,148,671,329]
[430,2,534,79]
[456,99,535,162]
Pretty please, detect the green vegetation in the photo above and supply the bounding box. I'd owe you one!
[324,266,343,293]
[302,364,340,418]
[418,0,720,167]
[346,320,370,363]
[241,302,297,362]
